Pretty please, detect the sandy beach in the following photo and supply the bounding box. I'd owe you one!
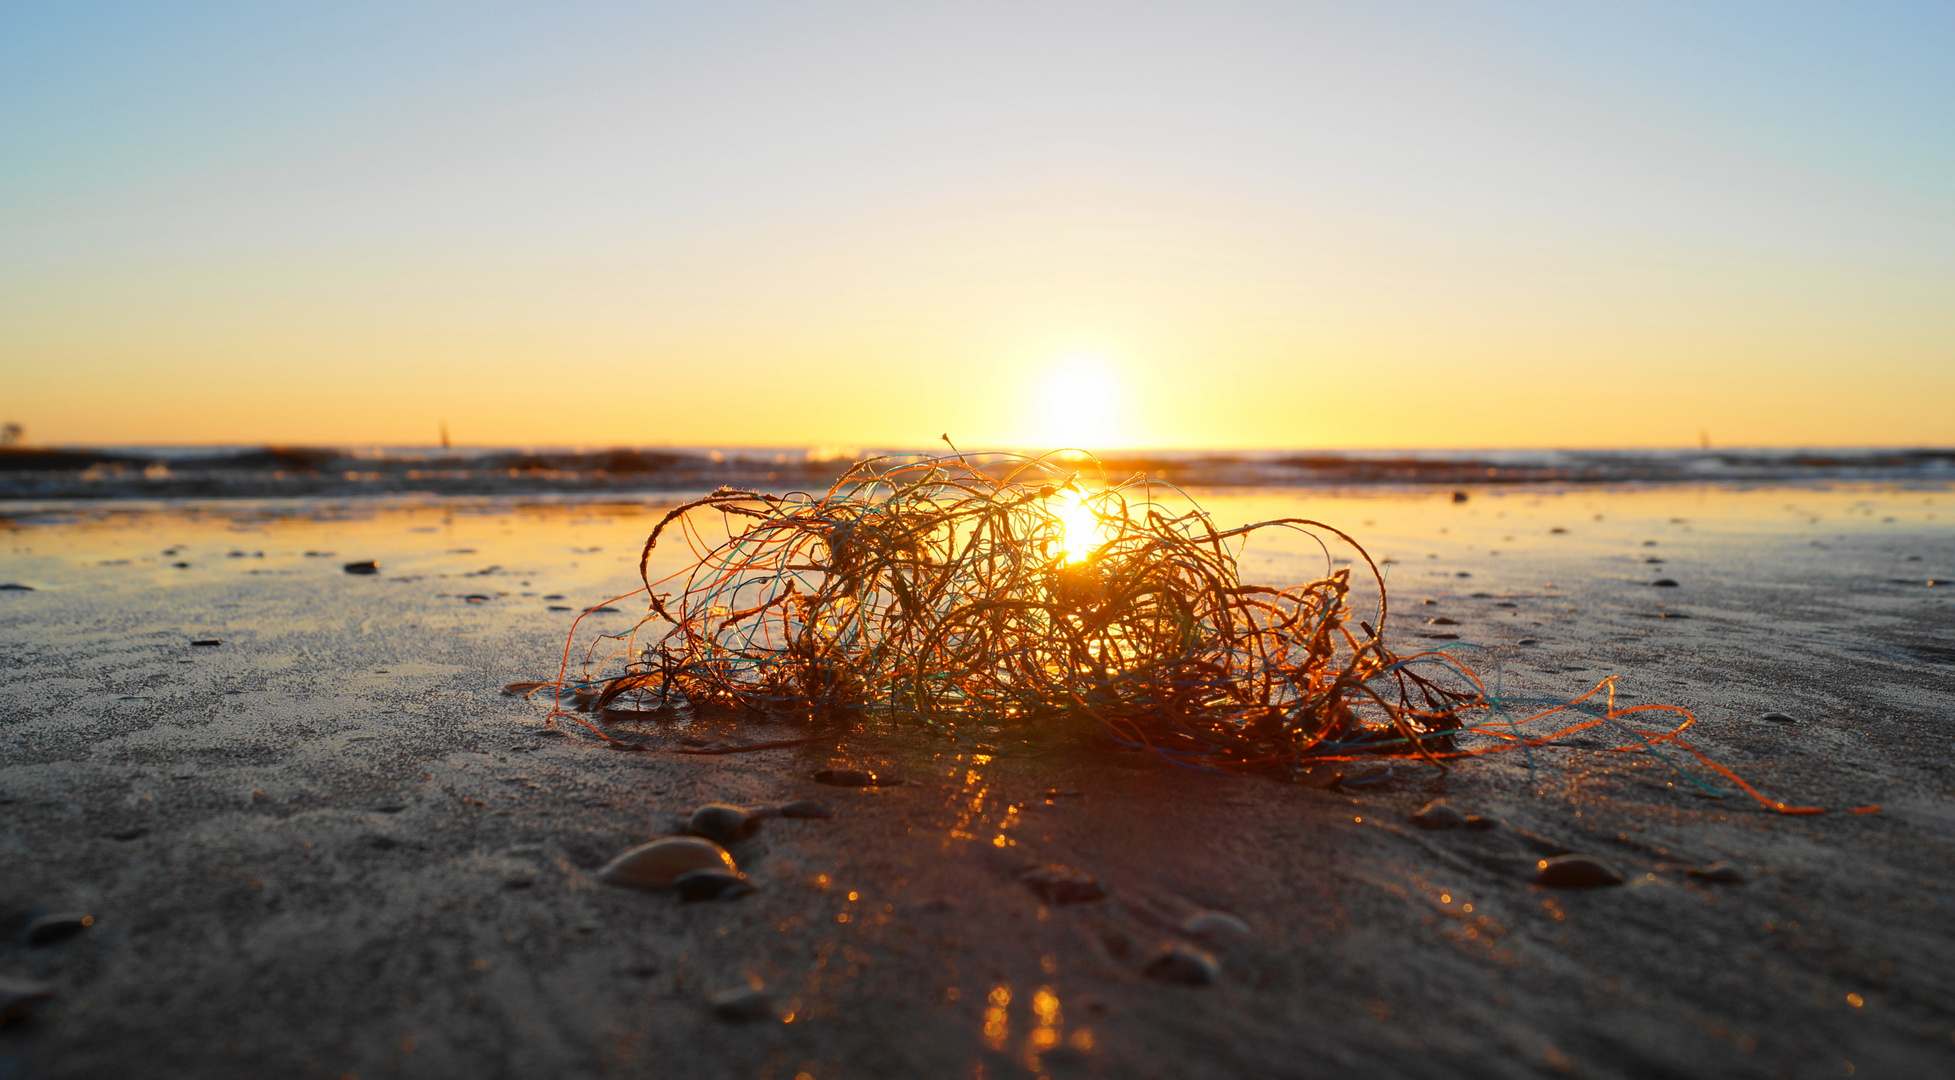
[3,483,1952,1079]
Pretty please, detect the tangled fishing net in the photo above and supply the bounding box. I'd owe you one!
[536,450,1876,815]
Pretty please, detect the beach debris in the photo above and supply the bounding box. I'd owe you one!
[778,799,834,819]
[1684,862,1746,885]
[0,583,34,591]
[503,681,548,695]
[1761,712,1798,724]
[1451,491,1469,503]
[0,976,54,1023]
[1143,943,1220,985]
[686,803,761,846]
[1535,855,1625,888]
[672,868,756,901]
[813,768,898,788]
[709,985,775,1021]
[343,560,379,574]
[463,594,492,603]
[191,639,221,647]
[1019,866,1107,904]
[596,837,736,892]
[535,451,1878,818]
[1180,911,1251,940]
[1651,579,1679,588]
[1411,800,1469,830]
[1427,617,1459,626]
[24,913,93,946]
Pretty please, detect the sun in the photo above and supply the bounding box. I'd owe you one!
[1031,354,1123,450]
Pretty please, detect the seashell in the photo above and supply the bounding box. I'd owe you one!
[778,800,833,819]
[1180,911,1251,939]
[672,868,756,901]
[813,767,901,787]
[597,837,735,892]
[1535,854,1625,888]
[1143,944,1220,986]
[0,976,55,1020]
[1019,866,1107,904]
[709,986,774,1021]
[687,803,760,846]
[1685,861,1746,885]
[24,913,93,947]
[1411,801,1468,830]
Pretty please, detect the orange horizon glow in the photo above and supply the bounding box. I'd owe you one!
[4,4,1951,452]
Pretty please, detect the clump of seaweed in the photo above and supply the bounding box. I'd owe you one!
[536,449,1878,815]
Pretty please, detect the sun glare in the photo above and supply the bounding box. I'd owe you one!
[1033,355,1123,450]
[1053,488,1104,564]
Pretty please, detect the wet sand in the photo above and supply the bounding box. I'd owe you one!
[3,484,1953,1079]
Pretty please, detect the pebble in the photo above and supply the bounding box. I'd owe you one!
[687,803,761,846]
[0,583,35,591]
[24,913,93,946]
[107,827,146,841]
[813,768,899,787]
[1411,801,1468,830]
[343,560,379,575]
[1427,617,1459,626]
[0,976,54,1020]
[1143,944,1220,986]
[778,800,833,819]
[1180,911,1251,939]
[1535,854,1625,888]
[1517,638,1540,645]
[709,986,775,1021]
[672,868,756,901]
[1018,866,1107,904]
[1761,712,1798,723]
[1685,862,1746,885]
[1650,579,1679,588]
[191,639,221,647]
[1451,491,1469,503]
[596,837,736,892]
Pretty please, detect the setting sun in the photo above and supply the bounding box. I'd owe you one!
[1031,355,1125,451]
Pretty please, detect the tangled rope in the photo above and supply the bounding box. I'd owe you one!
[535,450,1878,814]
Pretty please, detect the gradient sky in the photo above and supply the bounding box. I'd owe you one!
[3,1,1951,450]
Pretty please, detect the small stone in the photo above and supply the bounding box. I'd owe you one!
[1761,712,1798,723]
[191,639,221,647]
[673,868,756,901]
[1535,854,1625,888]
[778,800,833,819]
[1411,801,1468,830]
[343,560,379,574]
[24,913,94,946]
[462,594,491,603]
[1650,579,1679,588]
[0,583,35,591]
[0,976,54,1020]
[1517,638,1540,645]
[107,827,146,840]
[1451,491,1469,503]
[1427,617,1459,626]
[1180,911,1251,939]
[709,986,774,1021]
[813,768,898,787]
[1019,866,1107,904]
[1142,943,1220,986]
[1685,862,1746,885]
[597,837,736,892]
[687,803,760,846]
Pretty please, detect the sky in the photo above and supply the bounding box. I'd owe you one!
[2,1,1951,451]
